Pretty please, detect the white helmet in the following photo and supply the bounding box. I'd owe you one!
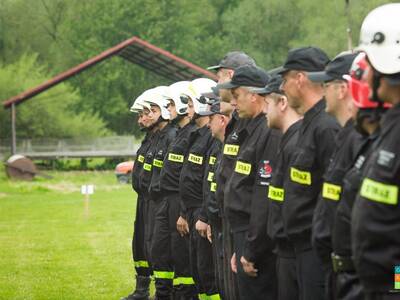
[130,89,152,113]
[163,81,190,115]
[182,78,217,115]
[143,86,171,120]
[357,3,400,74]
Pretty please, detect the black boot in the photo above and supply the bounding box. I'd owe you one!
[121,275,151,300]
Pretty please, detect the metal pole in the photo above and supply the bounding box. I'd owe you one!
[11,103,16,155]
[345,0,353,51]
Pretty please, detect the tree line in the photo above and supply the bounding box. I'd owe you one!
[0,0,392,139]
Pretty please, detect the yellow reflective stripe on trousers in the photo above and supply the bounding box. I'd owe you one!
[290,167,312,185]
[210,182,217,192]
[188,153,203,165]
[360,177,398,205]
[137,155,145,163]
[208,294,221,300]
[322,182,342,201]
[209,156,216,165]
[198,294,208,300]
[153,270,175,280]
[223,144,239,156]
[207,171,214,182]
[134,260,149,268]
[143,163,152,171]
[268,185,284,202]
[235,161,251,175]
[173,277,195,285]
[168,153,184,163]
[153,159,163,168]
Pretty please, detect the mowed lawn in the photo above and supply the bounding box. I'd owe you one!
[0,169,142,300]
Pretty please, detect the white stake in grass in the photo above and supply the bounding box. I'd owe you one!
[81,185,94,217]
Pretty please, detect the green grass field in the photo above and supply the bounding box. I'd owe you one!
[0,167,144,299]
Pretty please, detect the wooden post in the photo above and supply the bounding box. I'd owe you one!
[11,103,16,155]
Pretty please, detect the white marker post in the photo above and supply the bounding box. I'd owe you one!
[81,184,94,217]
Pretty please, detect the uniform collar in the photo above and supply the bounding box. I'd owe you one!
[301,98,326,133]
[335,119,354,144]
[196,124,210,136]
[244,113,266,134]
[281,119,301,147]
[377,104,400,139]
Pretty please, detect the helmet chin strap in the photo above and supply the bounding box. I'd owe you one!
[371,70,383,103]
[148,115,168,131]
[355,107,385,136]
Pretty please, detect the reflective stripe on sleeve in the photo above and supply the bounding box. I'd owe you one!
[235,161,251,175]
[290,167,312,185]
[360,177,398,205]
[322,182,342,201]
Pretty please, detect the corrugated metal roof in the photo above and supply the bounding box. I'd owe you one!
[3,36,217,109]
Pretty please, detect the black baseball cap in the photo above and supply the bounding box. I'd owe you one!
[308,52,358,82]
[215,65,270,90]
[277,46,330,75]
[200,101,222,116]
[251,75,284,95]
[207,51,256,71]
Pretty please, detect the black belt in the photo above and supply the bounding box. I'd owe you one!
[331,253,355,273]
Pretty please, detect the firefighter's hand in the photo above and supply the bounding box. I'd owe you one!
[206,225,212,243]
[176,216,189,237]
[195,220,208,239]
[231,253,237,273]
[240,256,258,277]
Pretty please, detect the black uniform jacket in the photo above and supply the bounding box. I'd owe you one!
[215,111,249,214]
[138,130,160,197]
[148,122,178,199]
[224,113,281,263]
[199,138,223,224]
[332,130,379,257]
[352,104,400,293]
[179,125,214,214]
[132,131,153,194]
[282,99,340,252]
[312,120,363,267]
[159,122,197,195]
[267,120,302,257]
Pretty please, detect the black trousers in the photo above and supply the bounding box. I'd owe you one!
[222,217,240,300]
[332,271,364,300]
[151,194,197,299]
[210,219,225,299]
[295,248,325,300]
[187,208,219,299]
[365,293,400,300]
[277,255,299,300]
[132,194,152,276]
[232,230,277,300]
[143,196,156,270]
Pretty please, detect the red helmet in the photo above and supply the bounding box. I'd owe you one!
[344,52,391,109]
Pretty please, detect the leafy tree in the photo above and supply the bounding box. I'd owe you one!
[0,54,110,139]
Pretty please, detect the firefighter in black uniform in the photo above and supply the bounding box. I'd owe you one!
[201,99,233,300]
[331,52,390,300]
[351,4,400,300]
[144,89,180,300]
[278,47,340,300]
[136,86,171,298]
[123,90,159,300]
[208,51,256,300]
[262,75,302,300]
[177,78,220,300]
[307,52,363,300]
[151,81,198,300]
[217,65,280,300]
